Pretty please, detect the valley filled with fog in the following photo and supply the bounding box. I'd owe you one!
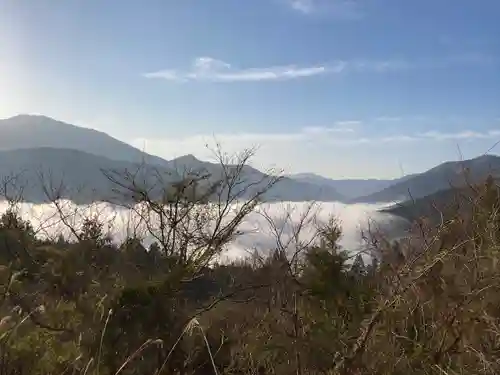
[0,199,408,261]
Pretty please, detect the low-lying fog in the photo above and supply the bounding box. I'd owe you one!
[0,200,409,261]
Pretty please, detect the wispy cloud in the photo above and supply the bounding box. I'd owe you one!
[144,57,339,83]
[128,126,500,177]
[144,54,495,84]
[289,0,315,13]
[334,120,362,128]
[130,127,500,159]
[419,129,500,141]
[351,54,495,73]
[351,59,413,72]
[218,124,359,141]
[303,125,356,134]
[287,0,364,19]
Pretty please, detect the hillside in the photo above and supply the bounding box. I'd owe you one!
[381,187,464,223]
[289,173,413,199]
[382,174,500,224]
[0,148,346,203]
[0,147,176,204]
[0,114,168,166]
[354,154,500,203]
[162,159,347,202]
[0,116,346,203]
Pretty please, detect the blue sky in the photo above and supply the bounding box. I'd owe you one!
[1,0,500,178]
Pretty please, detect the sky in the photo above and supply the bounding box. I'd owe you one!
[1,0,500,179]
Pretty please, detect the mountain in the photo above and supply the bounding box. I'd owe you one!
[0,148,346,204]
[381,187,463,223]
[158,153,346,202]
[353,154,500,203]
[0,115,167,166]
[383,174,500,225]
[288,173,412,199]
[0,115,346,203]
[0,147,177,204]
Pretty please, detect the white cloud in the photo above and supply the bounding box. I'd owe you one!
[352,54,495,73]
[335,120,362,128]
[380,135,417,143]
[3,200,399,260]
[144,54,493,84]
[126,126,500,179]
[303,124,357,134]
[130,128,500,163]
[132,125,358,156]
[287,0,364,19]
[419,130,492,140]
[144,57,340,83]
[353,59,414,72]
[489,130,500,136]
[289,0,315,13]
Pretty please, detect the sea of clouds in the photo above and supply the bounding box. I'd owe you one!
[0,200,407,261]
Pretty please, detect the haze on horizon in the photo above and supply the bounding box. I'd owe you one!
[1,0,500,179]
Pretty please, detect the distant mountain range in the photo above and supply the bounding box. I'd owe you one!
[0,115,345,203]
[0,115,167,166]
[287,173,413,200]
[0,115,498,208]
[0,147,159,204]
[352,154,500,204]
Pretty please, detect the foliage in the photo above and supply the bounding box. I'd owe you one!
[2,151,500,375]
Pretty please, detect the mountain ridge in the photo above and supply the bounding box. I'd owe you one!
[2,115,499,206]
[355,154,500,204]
[0,114,168,166]
[0,114,346,203]
[0,147,345,203]
[288,172,413,199]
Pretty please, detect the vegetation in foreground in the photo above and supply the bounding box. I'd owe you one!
[1,149,500,375]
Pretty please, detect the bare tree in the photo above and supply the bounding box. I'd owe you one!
[100,145,282,274]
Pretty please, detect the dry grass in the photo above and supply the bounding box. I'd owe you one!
[2,161,500,374]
